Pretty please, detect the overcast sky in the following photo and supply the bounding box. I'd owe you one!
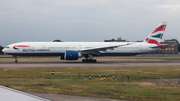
[0,0,180,47]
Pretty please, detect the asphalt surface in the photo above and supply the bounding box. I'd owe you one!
[0,60,180,67]
[27,92,127,101]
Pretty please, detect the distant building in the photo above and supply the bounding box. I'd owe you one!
[158,39,179,54]
[148,39,179,54]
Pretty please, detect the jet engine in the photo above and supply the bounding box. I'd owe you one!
[60,50,81,60]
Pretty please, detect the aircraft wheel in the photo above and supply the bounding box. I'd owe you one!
[82,59,97,63]
[89,59,93,63]
[15,60,18,63]
[82,59,86,63]
[86,59,90,63]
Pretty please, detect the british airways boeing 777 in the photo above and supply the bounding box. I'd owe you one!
[3,22,168,63]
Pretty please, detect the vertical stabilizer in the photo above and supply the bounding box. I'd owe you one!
[144,22,167,44]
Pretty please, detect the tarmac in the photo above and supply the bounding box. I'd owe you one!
[27,92,127,101]
[1,61,180,67]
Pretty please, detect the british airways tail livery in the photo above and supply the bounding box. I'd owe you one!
[3,22,168,63]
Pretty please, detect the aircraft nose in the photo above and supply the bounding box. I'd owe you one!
[2,48,6,53]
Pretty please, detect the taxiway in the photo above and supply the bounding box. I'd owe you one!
[0,60,180,67]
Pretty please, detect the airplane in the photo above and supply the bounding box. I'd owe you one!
[2,22,168,63]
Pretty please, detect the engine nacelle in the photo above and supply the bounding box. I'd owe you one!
[60,50,81,60]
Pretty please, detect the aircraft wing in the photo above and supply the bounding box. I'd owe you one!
[79,43,131,54]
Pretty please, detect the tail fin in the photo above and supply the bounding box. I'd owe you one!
[144,22,167,44]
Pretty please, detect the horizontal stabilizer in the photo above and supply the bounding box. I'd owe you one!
[150,44,174,49]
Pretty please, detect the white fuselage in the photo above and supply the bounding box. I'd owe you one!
[3,42,159,57]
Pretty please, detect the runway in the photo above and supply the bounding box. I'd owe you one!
[1,60,180,67]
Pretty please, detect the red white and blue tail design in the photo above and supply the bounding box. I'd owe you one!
[144,22,167,44]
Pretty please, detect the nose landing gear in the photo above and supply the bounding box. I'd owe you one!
[15,60,18,63]
[14,56,18,63]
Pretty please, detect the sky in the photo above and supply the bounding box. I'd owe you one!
[0,0,180,47]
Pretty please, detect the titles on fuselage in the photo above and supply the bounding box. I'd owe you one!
[22,49,50,52]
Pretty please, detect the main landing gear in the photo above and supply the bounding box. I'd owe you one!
[82,54,97,63]
[82,59,97,63]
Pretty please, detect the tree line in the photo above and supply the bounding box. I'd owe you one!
[0,45,4,54]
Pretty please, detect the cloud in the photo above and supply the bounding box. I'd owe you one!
[0,0,180,46]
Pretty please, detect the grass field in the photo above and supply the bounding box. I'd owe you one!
[0,66,180,101]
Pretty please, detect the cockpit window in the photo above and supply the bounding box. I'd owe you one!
[5,47,10,48]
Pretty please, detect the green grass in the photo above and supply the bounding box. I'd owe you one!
[0,66,180,101]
